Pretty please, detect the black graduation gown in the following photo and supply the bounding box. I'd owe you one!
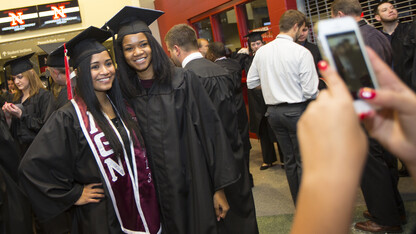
[10,88,52,157]
[19,103,126,234]
[214,58,251,156]
[129,67,240,234]
[231,54,261,133]
[232,53,252,75]
[214,58,252,179]
[44,86,69,120]
[233,53,277,164]
[184,60,258,234]
[0,111,32,234]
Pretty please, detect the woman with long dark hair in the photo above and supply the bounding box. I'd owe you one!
[19,26,161,233]
[104,6,239,234]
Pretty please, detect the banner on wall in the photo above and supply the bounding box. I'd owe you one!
[0,29,82,59]
[0,0,81,35]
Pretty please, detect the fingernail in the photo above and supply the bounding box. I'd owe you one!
[217,217,220,221]
[359,111,373,120]
[317,61,328,71]
[359,88,376,99]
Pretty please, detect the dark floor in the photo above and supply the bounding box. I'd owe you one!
[249,139,416,234]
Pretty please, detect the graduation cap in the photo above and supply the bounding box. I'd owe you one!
[56,26,112,68]
[4,53,35,76]
[244,29,268,42]
[38,42,66,67]
[103,6,164,40]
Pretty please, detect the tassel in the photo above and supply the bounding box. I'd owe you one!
[63,43,73,100]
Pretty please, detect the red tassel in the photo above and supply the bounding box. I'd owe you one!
[63,43,73,100]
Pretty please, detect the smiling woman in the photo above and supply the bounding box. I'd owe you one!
[122,33,153,80]
[90,51,116,95]
[18,26,161,233]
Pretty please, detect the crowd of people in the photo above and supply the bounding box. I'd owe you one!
[0,0,415,233]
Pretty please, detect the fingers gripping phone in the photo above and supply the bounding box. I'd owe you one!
[317,16,379,114]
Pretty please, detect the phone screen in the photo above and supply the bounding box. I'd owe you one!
[326,31,375,98]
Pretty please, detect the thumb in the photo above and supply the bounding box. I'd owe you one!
[318,60,352,99]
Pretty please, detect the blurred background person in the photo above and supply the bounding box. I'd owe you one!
[332,0,405,231]
[234,30,281,171]
[198,38,209,57]
[38,42,72,117]
[0,109,32,234]
[296,21,322,76]
[206,41,253,186]
[1,53,52,158]
[374,0,416,92]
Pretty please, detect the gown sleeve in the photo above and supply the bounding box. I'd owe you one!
[18,106,84,222]
[20,89,53,132]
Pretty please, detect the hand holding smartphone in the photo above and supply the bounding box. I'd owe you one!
[316,16,378,114]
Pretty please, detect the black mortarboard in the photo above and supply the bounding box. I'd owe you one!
[55,26,112,68]
[4,53,35,76]
[244,29,268,42]
[38,42,66,67]
[103,6,164,40]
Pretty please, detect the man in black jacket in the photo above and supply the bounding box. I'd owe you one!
[296,21,322,75]
[374,0,416,91]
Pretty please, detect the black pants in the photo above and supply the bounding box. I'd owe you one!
[258,118,277,164]
[361,137,405,226]
[266,102,308,205]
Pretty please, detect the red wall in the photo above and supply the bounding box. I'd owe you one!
[154,0,298,51]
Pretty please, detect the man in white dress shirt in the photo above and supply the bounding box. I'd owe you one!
[247,9,319,205]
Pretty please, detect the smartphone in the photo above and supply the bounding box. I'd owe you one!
[316,16,378,114]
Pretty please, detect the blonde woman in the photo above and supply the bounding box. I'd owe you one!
[2,53,52,157]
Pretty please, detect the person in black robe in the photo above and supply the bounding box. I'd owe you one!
[232,31,279,170]
[164,24,258,234]
[19,26,161,234]
[206,41,252,184]
[0,109,32,234]
[2,53,52,158]
[104,6,240,234]
[38,42,71,118]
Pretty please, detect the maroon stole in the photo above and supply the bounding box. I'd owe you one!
[71,96,161,234]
